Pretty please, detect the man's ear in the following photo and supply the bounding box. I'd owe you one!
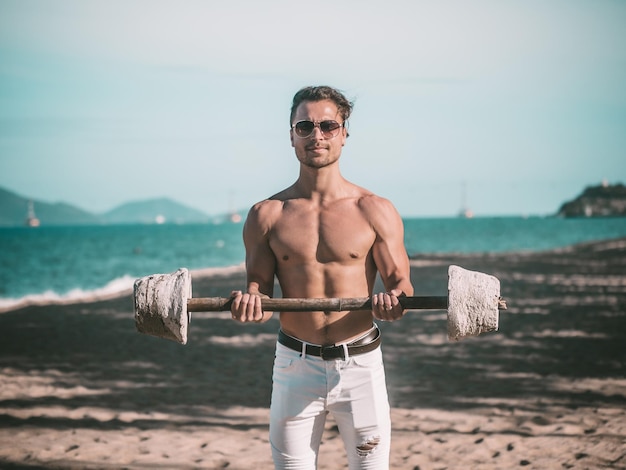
[290,129,295,147]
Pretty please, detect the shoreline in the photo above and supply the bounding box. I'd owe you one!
[2,236,624,315]
[0,237,624,468]
[0,265,247,315]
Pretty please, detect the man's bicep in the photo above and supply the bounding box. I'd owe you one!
[243,211,276,296]
[245,243,276,296]
[369,199,414,295]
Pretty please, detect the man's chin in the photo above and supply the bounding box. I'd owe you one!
[301,157,336,169]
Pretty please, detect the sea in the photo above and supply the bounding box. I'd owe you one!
[1,216,626,312]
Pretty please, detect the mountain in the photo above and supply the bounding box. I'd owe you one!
[557,182,626,218]
[0,187,211,226]
[102,198,210,225]
[0,187,100,227]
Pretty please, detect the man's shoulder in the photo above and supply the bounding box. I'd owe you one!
[248,198,284,220]
[354,191,403,230]
[355,191,396,212]
[250,185,303,213]
[243,199,283,238]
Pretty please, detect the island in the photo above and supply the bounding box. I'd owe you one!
[557,181,626,218]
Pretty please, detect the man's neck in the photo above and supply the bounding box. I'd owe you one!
[295,164,348,203]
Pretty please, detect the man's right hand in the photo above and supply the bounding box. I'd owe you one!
[230,291,268,323]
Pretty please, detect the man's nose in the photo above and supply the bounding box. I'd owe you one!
[310,125,325,139]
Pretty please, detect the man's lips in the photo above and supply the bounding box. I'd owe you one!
[305,145,328,151]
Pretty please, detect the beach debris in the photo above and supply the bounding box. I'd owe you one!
[134,266,506,345]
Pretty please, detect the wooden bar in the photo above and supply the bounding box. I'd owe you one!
[187,296,450,312]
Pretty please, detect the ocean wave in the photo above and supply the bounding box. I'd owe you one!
[0,275,136,313]
[0,264,247,314]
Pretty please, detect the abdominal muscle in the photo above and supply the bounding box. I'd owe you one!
[276,261,377,346]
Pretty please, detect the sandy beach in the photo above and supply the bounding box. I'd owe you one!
[0,237,625,469]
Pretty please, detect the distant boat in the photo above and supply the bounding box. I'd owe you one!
[228,191,242,223]
[458,182,474,218]
[458,207,474,219]
[25,200,40,227]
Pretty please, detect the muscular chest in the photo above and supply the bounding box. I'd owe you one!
[270,204,375,265]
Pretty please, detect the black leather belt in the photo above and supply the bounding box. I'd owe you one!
[278,326,381,360]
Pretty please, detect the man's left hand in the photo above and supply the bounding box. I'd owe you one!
[371,289,406,321]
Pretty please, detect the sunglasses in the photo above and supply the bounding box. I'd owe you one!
[291,120,344,139]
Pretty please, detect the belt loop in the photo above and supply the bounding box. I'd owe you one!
[342,343,349,360]
[301,340,307,359]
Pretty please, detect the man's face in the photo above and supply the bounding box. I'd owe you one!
[290,99,347,169]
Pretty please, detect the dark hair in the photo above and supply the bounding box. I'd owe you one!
[289,86,354,126]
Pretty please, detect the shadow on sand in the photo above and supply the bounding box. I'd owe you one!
[0,238,624,436]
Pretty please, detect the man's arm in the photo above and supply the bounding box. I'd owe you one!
[361,196,414,321]
[230,201,277,323]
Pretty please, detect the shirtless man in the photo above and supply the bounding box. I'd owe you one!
[230,85,414,469]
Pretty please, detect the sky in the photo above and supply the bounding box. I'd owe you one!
[1,0,625,218]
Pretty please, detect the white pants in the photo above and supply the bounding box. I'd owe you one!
[269,338,391,469]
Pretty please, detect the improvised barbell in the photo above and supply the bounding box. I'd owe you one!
[133,265,507,345]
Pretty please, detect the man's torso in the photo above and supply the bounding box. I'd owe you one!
[263,190,380,345]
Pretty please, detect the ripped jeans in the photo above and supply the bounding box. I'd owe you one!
[269,338,391,469]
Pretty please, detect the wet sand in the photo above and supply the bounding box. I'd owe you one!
[0,237,625,469]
